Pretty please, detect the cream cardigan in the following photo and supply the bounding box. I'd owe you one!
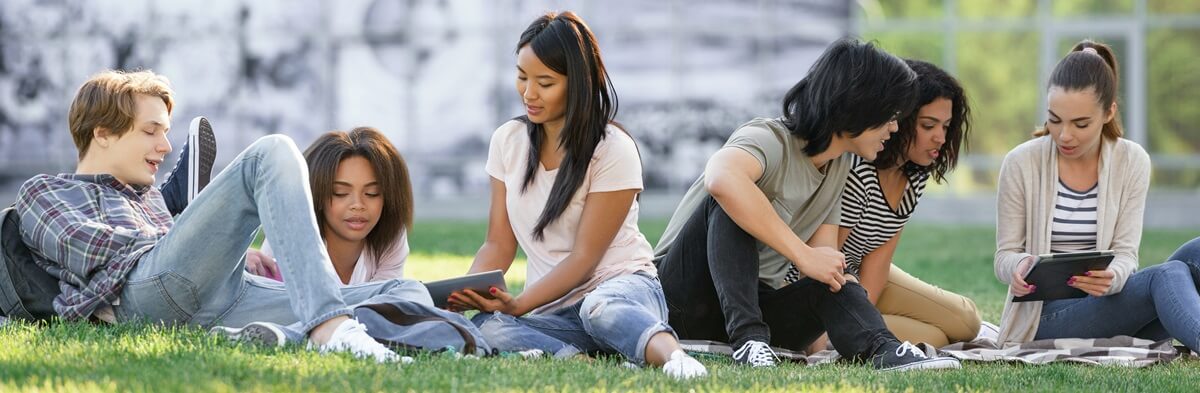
[994,135,1151,345]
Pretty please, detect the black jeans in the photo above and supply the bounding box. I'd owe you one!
[656,195,895,359]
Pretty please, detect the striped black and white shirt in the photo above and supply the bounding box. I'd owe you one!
[785,156,929,282]
[1050,179,1099,253]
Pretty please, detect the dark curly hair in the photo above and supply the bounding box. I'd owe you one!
[874,59,971,184]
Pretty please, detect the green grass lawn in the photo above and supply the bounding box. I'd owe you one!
[2,221,1198,392]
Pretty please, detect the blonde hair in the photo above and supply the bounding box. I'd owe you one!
[68,70,175,159]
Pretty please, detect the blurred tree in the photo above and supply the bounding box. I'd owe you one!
[955,31,1041,154]
[1052,0,1134,16]
[866,32,945,67]
[1147,28,1200,156]
[959,0,1037,19]
[1148,1,1200,14]
[861,0,1200,188]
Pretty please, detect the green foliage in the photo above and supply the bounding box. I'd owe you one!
[1052,0,1134,16]
[958,0,1038,19]
[1147,28,1200,156]
[954,31,1042,155]
[871,0,944,20]
[1148,1,1200,14]
[860,1,1200,188]
[863,32,946,67]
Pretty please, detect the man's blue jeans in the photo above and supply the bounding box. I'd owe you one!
[115,135,431,333]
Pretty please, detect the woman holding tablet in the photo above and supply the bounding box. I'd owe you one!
[448,11,707,379]
[995,39,1200,352]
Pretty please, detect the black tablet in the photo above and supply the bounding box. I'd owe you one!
[423,270,508,308]
[1012,250,1114,302]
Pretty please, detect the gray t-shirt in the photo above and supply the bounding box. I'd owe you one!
[654,117,853,289]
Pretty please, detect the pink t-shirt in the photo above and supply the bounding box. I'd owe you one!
[260,229,409,285]
[486,120,656,314]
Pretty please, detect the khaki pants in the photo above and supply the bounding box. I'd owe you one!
[876,264,981,347]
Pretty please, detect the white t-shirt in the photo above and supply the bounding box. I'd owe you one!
[260,229,409,285]
[485,120,656,314]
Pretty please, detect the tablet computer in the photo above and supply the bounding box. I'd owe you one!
[423,270,508,308]
[1012,250,1114,302]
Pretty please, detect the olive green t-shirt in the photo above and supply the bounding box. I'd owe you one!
[654,117,853,289]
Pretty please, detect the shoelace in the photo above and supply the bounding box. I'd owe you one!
[734,341,778,366]
[894,341,928,359]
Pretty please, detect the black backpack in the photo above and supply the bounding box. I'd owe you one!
[0,206,61,321]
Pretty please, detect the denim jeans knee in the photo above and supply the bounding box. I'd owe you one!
[578,274,674,365]
[471,311,583,358]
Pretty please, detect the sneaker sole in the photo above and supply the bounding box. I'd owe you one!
[879,357,962,372]
[211,323,285,347]
[187,116,216,201]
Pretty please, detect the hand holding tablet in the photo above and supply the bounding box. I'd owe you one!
[424,270,508,309]
[1012,250,1115,302]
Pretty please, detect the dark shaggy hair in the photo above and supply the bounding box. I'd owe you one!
[515,11,619,241]
[875,59,971,184]
[304,127,413,262]
[781,38,918,156]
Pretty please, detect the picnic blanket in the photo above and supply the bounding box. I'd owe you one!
[680,336,1194,368]
[936,336,1191,367]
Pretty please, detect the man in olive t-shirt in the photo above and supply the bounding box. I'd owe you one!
[653,38,962,372]
[655,117,851,289]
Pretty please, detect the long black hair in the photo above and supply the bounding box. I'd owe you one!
[516,11,618,241]
[876,59,971,184]
[781,38,918,156]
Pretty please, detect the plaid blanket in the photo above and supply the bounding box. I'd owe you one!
[680,336,1193,367]
[936,336,1191,367]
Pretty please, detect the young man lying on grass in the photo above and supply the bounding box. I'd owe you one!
[15,70,430,362]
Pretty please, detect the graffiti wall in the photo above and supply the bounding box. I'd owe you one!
[0,0,850,196]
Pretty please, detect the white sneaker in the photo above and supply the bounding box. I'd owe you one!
[210,322,286,347]
[309,318,404,364]
[975,321,1000,342]
[732,340,778,367]
[662,350,708,379]
[516,349,545,359]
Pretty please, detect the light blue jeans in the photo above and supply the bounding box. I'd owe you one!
[115,135,432,333]
[1036,237,1200,352]
[471,272,674,365]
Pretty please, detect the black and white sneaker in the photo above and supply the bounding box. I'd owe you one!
[732,340,778,367]
[210,321,286,347]
[160,116,216,216]
[872,341,961,371]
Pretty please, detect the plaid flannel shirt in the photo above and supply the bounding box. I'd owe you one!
[15,174,172,320]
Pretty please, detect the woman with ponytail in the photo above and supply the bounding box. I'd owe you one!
[447,11,707,379]
[995,39,1200,351]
